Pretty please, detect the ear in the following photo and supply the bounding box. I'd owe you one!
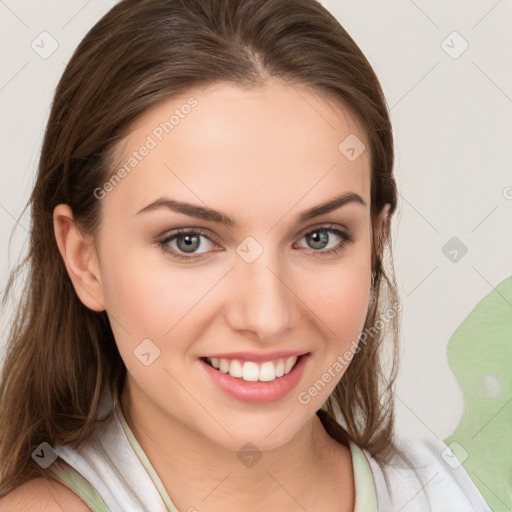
[53,204,106,312]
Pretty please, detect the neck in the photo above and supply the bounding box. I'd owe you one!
[119,377,354,512]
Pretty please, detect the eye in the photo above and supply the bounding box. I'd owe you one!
[157,228,219,261]
[294,224,355,257]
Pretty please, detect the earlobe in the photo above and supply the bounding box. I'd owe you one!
[53,204,106,312]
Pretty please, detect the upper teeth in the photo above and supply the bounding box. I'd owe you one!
[206,356,298,382]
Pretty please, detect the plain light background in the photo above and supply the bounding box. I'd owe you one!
[1,0,511,452]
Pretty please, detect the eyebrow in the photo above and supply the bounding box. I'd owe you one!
[135,191,366,226]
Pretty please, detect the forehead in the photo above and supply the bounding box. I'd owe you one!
[104,80,371,224]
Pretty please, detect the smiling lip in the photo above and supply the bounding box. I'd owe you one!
[199,353,310,404]
[200,350,309,363]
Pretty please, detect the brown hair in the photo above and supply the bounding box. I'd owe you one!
[0,0,403,495]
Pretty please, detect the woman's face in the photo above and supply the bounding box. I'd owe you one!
[90,79,379,451]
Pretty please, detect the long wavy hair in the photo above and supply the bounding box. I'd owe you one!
[0,0,404,495]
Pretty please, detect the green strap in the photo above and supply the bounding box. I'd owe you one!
[350,442,379,512]
[115,406,180,512]
[51,460,112,512]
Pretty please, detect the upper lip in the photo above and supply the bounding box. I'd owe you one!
[201,350,310,363]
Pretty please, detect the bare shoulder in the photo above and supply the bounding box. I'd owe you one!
[0,477,91,511]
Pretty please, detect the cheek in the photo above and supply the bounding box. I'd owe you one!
[302,246,372,344]
[309,268,370,335]
[98,237,222,348]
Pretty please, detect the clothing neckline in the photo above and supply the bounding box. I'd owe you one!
[112,389,379,512]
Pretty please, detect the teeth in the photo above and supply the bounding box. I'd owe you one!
[242,362,259,381]
[206,356,299,382]
[275,359,285,377]
[219,358,229,373]
[284,356,296,374]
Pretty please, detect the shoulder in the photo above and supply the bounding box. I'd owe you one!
[0,477,91,512]
[361,434,492,512]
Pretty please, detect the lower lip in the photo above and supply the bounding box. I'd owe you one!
[199,354,310,404]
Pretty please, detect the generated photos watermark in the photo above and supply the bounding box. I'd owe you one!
[93,96,198,200]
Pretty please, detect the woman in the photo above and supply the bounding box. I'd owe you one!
[0,0,491,510]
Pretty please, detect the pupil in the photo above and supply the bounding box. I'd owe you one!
[178,234,199,253]
[308,230,328,250]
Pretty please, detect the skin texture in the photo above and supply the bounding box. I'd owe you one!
[0,477,91,511]
[53,79,389,512]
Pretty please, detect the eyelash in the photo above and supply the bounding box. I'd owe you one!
[156,224,355,262]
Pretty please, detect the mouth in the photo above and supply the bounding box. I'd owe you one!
[199,353,309,383]
[198,352,311,404]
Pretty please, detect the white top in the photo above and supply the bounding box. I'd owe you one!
[53,391,491,512]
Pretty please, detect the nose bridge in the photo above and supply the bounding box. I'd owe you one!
[227,239,297,339]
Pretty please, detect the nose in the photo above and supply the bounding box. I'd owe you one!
[225,249,299,341]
